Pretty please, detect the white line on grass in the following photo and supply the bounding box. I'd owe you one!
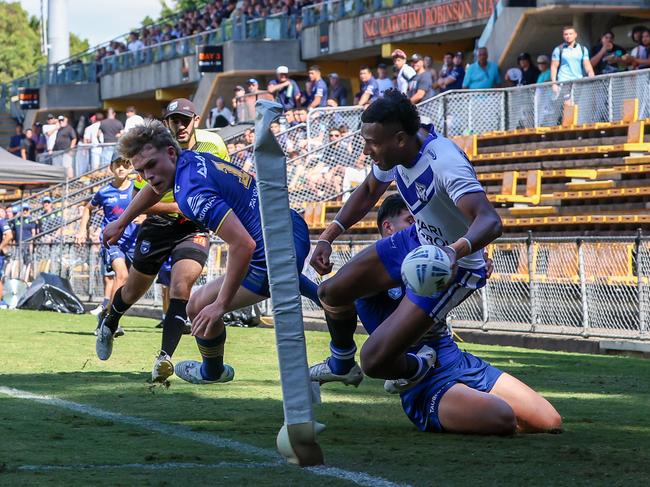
[0,386,408,487]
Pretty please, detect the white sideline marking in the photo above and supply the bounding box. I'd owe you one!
[18,461,281,472]
[0,386,408,487]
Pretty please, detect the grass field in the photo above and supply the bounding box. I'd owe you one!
[0,309,649,486]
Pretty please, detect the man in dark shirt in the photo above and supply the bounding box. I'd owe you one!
[409,54,436,104]
[99,108,124,164]
[517,53,541,85]
[356,66,380,106]
[53,116,77,177]
[39,196,63,237]
[8,124,25,156]
[327,73,348,107]
[267,65,302,111]
[438,52,465,92]
[308,65,328,109]
[20,128,37,161]
[590,31,626,75]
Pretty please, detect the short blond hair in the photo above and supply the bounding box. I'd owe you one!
[117,119,181,160]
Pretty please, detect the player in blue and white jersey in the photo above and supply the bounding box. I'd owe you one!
[111,120,320,385]
[310,90,562,434]
[0,208,13,307]
[77,153,139,332]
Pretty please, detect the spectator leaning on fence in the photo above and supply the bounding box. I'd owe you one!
[43,114,59,154]
[590,31,626,75]
[437,52,465,92]
[267,65,302,111]
[356,65,380,106]
[463,47,501,89]
[327,73,348,107]
[53,116,77,178]
[517,53,540,86]
[99,108,123,163]
[391,49,417,95]
[409,53,436,104]
[536,55,551,83]
[551,26,595,83]
[308,65,328,109]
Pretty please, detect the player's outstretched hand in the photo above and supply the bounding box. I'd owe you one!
[103,220,126,247]
[310,241,334,276]
[191,302,225,337]
[74,231,87,245]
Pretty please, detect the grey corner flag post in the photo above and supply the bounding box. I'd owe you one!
[253,100,324,467]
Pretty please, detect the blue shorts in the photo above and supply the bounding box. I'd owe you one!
[241,210,319,305]
[101,241,134,274]
[0,255,5,279]
[400,335,503,432]
[156,258,172,287]
[375,224,486,319]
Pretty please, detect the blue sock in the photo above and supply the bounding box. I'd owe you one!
[196,331,226,380]
[405,353,431,382]
[327,342,356,375]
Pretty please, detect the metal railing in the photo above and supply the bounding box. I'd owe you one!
[302,0,421,27]
[3,233,649,341]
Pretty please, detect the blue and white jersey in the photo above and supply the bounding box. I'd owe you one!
[372,125,486,269]
[0,218,10,237]
[91,181,138,244]
[310,78,328,107]
[173,150,266,269]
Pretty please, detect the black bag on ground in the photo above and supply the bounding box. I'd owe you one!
[17,273,84,314]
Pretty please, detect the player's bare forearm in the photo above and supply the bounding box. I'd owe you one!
[320,173,389,242]
[118,184,163,226]
[216,243,255,310]
[451,192,502,259]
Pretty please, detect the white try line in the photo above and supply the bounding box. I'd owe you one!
[18,461,282,472]
[0,386,409,487]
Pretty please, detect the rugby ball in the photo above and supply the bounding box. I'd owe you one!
[400,245,452,296]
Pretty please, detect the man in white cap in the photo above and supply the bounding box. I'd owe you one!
[391,49,417,95]
[267,65,302,111]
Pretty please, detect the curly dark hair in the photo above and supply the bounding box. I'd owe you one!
[360,89,420,136]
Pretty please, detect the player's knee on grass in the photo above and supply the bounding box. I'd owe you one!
[532,405,563,433]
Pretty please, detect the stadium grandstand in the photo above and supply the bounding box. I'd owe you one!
[1,0,650,481]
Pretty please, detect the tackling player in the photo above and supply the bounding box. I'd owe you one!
[76,152,139,335]
[309,90,561,434]
[109,120,319,385]
[97,99,230,384]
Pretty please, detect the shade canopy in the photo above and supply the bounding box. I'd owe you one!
[0,147,66,187]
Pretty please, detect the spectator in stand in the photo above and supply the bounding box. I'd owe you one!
[551,26,595,83]
[294,107,308,125]
[307,65,328,109]
[99,108,123,163]
[284,109,297,127]
[504,67,523,87]
[342,154,369,202]
[53,116,77,178]
[356,65,380,106]
[327,73,348,107]
[517,53,540,85]
[8,124,24,156]
[123,106,144,133]
[438,52,465,92]
[20,128,36,161]
[439,52,454,79]
[463,47,501,89]
[536,55,551,83]
[208,96,234,128]
[376,63,393,97]
[32,123,47,155]
[627,25,648,68]
[391,49,416,95]
[38,196,63,238]
[83,112,104,170]
[267,65,302,111]
[244,128,255,146]
[590,32,626,75]
[42,114,59,154]
[127,32,145,52]
[247,78,260,94]
[629,28,650,69]
[409,54,436,104]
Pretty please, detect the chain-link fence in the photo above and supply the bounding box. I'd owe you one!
[3,234,649,341]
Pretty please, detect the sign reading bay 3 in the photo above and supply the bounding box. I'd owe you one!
[198,45,224,72]
[363,0,497,41]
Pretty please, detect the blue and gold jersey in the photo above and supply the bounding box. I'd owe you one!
[90,181,138,244]
[174,150,265,268]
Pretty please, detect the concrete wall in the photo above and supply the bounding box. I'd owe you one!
[39,83,101,110]
[100,40,303,100]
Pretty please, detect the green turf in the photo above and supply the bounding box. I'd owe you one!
[0,310,649,486]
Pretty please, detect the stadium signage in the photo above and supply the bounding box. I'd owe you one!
[362,0,496,41]
[198,45,224,73]
[18,88,39,109]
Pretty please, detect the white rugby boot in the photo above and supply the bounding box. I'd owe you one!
[384,345,437,394]
[151,351,174,383]
[174,360,235,385]
[309,359,364,387]
[95,324,115,361]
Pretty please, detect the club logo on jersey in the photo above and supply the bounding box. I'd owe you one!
[195,155,208,178]
[415,182,429,203]
[187,193,207,216]
[387,287,403,300]
[140,240,151,254]
[426,147,437,160]
[168,101,178,111]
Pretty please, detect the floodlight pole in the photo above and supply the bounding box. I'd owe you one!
[253,100,324,466]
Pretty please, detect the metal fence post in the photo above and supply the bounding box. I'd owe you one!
[607,76,613,122]
[578,238,589,337]
[527,230,537,331]
[480,286,489,330]
[635,228,646,337]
